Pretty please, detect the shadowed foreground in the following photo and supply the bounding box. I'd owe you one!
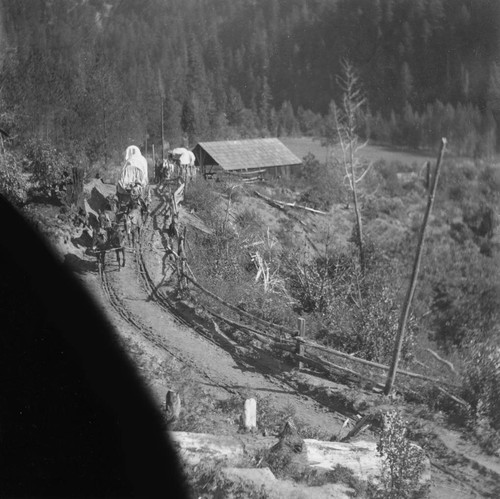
[0,195,188,498]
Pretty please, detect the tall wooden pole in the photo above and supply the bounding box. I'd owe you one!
[161,96,165,168]
[384,138,447,396]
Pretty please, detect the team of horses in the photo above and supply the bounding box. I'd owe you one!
[92,184,150,272]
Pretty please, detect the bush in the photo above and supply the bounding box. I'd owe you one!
[462,334,500,434]
[22,138,67,202]
[285,247,415,364]
[479,164,500,201]
[428,243,500,350]
[234,208,264,235]
[296,153,344,210]
[376,160,403,197]
[375,410,429,499]
[183,176,221,218]
[362,195,406,222]
[0,150,29,206]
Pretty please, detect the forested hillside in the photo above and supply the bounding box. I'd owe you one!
[0,0,499,162]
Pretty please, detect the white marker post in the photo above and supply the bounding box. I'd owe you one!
[243,398,257,431]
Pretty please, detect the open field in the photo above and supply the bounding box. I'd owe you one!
[281,136,435,168]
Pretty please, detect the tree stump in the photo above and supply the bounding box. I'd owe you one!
[271,418,304,454]
[265,418,307,477]
[166,390,181,425]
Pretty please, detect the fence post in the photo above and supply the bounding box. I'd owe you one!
[296,318,305,370]
[177,226,187,293]
[177,230,183,292]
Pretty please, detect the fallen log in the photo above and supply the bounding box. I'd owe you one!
[254,190,328,215]
[169,431,430,485]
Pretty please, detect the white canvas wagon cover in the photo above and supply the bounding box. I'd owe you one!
[117,145,148,191]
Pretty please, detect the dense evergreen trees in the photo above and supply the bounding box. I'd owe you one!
[0,0,498,162]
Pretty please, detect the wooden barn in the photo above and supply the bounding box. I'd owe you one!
[192,138,302,179]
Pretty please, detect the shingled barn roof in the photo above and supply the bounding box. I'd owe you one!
[193,138,302,171]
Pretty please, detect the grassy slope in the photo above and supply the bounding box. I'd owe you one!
[281,137,434,167]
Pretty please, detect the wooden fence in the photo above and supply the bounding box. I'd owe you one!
[169,271,461,400]
[159,178,465,405]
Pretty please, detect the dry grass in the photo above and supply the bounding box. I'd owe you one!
[281,137,433,168]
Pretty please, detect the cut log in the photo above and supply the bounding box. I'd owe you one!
[169,431,276,466]
[170,430,430,486]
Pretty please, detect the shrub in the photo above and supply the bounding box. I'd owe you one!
[376,160,403,197]
[234,208,264,236]
[0,150,29,206]
[362,195,406,222]
[462,334,500,435]
[478,164,500,201]
[376,410,429,499]
[297,153,344,210]
[428,243,500,350]
[22,138,67,202]
[285,247,415,364]
[183,176,221,218]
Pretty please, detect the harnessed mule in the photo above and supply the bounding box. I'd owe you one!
[125,203,143,248]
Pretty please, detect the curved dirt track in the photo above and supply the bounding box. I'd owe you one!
[98,228,347,436]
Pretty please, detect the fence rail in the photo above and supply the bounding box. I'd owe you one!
[182,272,461,391]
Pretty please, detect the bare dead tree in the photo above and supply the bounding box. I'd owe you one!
[334,60,372,273]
